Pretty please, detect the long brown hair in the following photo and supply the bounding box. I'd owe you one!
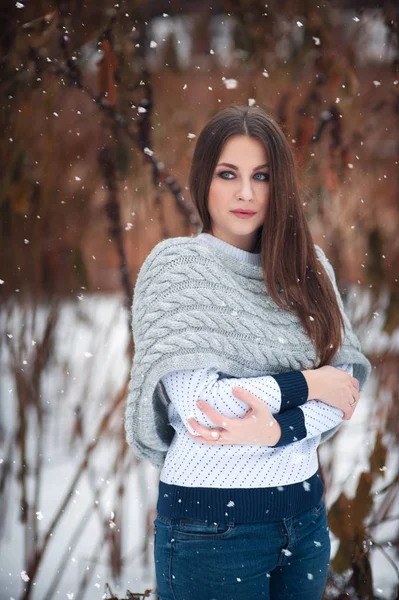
[188,104,345,367]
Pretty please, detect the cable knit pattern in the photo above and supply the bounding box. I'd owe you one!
[125,234,371,469]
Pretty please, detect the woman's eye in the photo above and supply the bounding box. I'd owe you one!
[218,171,270,181]
[255,172,270,181]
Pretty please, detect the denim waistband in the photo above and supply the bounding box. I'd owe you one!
[157,470,323,523]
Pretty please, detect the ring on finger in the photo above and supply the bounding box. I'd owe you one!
[211,429,223,442]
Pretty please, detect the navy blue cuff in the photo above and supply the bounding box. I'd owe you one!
[271,371,309,412]
[273,408,307,447]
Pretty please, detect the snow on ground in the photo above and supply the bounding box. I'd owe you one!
[0,291,397,599]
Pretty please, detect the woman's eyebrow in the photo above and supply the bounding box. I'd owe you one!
[217,162,269,170]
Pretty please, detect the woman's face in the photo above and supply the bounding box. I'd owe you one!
[207,135,270,252]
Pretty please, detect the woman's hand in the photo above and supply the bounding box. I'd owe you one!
[186,387,282,446]
[302,365,360,420]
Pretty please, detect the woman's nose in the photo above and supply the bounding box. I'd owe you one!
[238,178,253,200]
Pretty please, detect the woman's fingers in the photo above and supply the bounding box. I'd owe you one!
[188,416,223,439]
[342,406,354,421]
[195,400,231,428]
[186,391,274,446]
[342,387,361,420]
[232,386,263,409]
[186,427,227,445]
[188,401,230,441]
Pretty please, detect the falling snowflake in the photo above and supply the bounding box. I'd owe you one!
[303,481,311,492]
[144,147,154,156]
[262,69,269,78]
[296,21,304,27]
[187,133,196,139]
[307,573,314,580]
[373,80,381,87]
[150,41,157,48]
[312,37,320,45]
[223,78,238,89]
[21,571,30,582]
[36,511,44,520]
[281,548,292,556]
[227,500,235,507]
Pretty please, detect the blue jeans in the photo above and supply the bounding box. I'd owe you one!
[153,499,331,600]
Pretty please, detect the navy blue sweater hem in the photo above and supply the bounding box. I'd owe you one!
[157,470,323,524]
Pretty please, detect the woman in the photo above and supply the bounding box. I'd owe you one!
[125,105,371,600]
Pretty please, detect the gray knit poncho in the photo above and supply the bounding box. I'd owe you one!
[125,235,371,468]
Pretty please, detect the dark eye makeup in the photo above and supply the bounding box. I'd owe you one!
[217,170,270,182]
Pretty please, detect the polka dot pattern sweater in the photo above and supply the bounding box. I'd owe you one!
[156,363,352,522]
[160,363,352,488]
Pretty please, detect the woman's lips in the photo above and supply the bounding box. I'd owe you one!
[230,210,257,219]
